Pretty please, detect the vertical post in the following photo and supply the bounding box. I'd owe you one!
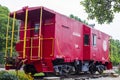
[5,14,10,57]
[38,7,43,59]
[30,38,33,60]
[10,12,16,57]
[38,36,40,59]
[23,8,28,59]
[40,38,43,59]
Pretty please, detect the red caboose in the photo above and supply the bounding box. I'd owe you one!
[5,6,112,75]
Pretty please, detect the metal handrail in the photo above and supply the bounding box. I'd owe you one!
[7,22,55,33]
[39,7,43,59]
[23,8,28,59]
[10,12,16,57]
[15,37,54,60]
[5,14,10,58]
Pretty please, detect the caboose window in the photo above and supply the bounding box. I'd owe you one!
[34,23,40,34]
[93,34,97,46]
[84,34,89,45]
[17,20,21,40]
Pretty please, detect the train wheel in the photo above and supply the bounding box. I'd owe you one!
[23,64,37,75]
[97,67,104,74]
[54,65,75,76]
[96,65,104,74]
[89,64,96,74]
[89,68,96,74]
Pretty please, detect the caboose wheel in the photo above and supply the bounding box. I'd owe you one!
[96,65,105,74]
[54,64,75,76]
[89,69,96,74]
[97,67,104,74]
[89,65,96,74]
[23,64,37,75]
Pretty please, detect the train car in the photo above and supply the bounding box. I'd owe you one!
[5,6,112,75]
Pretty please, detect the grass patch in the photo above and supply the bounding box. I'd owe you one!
[34,72,45,77]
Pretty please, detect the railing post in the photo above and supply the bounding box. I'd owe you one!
[38,7,43,59]
[10,12,16,57]
[40,36,43,59]
[5,14,10,58]
[30,38,33,60]
[23,8,28,59]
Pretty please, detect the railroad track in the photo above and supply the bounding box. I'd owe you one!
[34,73,109,80]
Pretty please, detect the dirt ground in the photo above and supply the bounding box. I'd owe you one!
[1,67,120,80]
[89,77,120,80]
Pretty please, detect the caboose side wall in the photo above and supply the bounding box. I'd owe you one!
[100,32,110,63]
[90,28,110,63]
[90,29,101,61]
[54,13,83,62]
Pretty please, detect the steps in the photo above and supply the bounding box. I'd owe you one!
[41,59,53,72]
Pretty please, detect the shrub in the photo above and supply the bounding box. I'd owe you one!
[0,70,30,80]
[0,71,18,80]
[8,70,29,80]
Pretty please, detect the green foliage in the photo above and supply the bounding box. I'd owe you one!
[0,5,19,51]
[0,71,18,80]
[81,0,120,24]
[8,71,29,80]
[70,14,88,25]
[0,5,10,64]
[110,39,120,65]
[116,70,120,74]
[0,5,10,51]
[34,72,45,77]
[0,5,19,64]
[0,5,9,15]
[0,70,31,80]
[0,52,4,64]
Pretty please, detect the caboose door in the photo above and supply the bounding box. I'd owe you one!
[30,14,55,60]
[30,22,41,60]
[83,34,90,60]
[83,25,91,60]
[41,18,55,59]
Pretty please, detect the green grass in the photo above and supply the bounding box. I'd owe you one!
[34,72,45,77]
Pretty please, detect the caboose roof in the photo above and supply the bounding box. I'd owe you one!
[10,6,56,15]
[9,6,56,20]
[9,6,110,37]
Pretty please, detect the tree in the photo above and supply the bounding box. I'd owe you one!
[110,39,120,65]
[70,14,88,25]
[0,5,10,51]
[0,5,18,64]
[81,0,120,24]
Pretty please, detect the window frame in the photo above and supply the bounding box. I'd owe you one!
[92,34,97,46]
[34,23,40,35]
[84,34,90,46]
